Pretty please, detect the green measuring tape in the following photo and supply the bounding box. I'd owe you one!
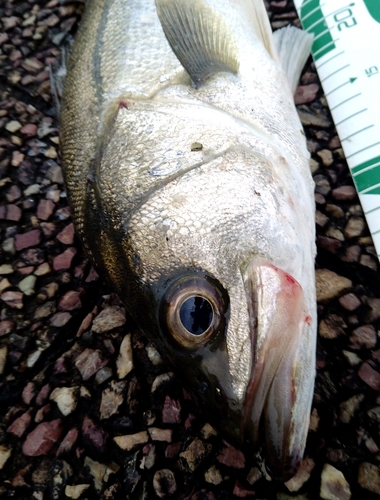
[294,0,380,259]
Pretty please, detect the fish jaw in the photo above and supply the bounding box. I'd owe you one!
[93,137,316,478]
[242,259,315,480]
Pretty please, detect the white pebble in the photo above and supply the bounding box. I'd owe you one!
[116,334,133,379]
[50,386,78,416]
[64,484,90,499]
[320,464,351,500]
[18,275,37,296]
[0,445,11,470]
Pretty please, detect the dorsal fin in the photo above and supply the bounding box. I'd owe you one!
[244,0,277,59]
[273,26,313,95]
[155,0,239,86]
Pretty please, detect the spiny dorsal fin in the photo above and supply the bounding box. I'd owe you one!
[243,0,277,60]
[273,26,313,95]
[155,0,239,86]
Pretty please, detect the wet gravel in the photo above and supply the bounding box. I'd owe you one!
[1,0,380,499]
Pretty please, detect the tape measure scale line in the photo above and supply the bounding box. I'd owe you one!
[300,0,337,60]
[316,50,345,70]
[334,108,366,126]
[295,0,380,259]
[341,125,374,143]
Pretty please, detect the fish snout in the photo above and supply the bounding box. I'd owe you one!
[242,259,313,481]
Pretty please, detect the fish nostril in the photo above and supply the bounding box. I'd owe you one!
[198,381,209,394]
[179,296,213,335]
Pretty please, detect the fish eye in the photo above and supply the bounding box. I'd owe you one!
[161,275,228,348]
[179,296,213,335]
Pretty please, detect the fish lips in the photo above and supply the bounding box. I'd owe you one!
[242,259,313,481]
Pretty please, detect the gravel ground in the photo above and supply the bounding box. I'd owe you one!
[1,1,380,499]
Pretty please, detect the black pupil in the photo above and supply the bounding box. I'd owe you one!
[179,296,213,335]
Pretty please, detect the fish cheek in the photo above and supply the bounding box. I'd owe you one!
[160,332,244,444]
[157,273,245,443]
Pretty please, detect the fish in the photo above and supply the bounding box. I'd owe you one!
[60,0,317,480]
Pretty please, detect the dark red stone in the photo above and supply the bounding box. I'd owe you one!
[162,396,181,424]
[82,415,108,452]
[358,362,380,390]
[7,410,33,437]
[56,223,75,245]
[15,229,41,251]
[56,427,78,456]
[217,442,245,468]
[75,349,108,380]
[332,185,357,201]
[58,290,83,311]
[22,419,63,456]
[53,247,77,271]
[3,204,22,221]
[0,319,14,336]
[36,383,51,406]
[37,199,55,221]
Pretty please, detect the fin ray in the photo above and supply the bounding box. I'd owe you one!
[273,26,313,94]
[244,0,278,59]
[155,0,239,85]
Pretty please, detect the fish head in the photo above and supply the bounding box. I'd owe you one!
[94,114,316,479]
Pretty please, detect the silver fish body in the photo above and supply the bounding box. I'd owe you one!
[60,0,316,479]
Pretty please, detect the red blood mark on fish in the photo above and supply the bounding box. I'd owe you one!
[271,263,299,293]
[243,259,307,436]
[284,272,296,285]
[119,100,129,109]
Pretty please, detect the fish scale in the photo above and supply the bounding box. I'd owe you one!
[295,0,380,260]
[61,0,317,480]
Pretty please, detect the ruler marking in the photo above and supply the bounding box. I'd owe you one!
[341,125,374,143]
[335,109,367,126]
[321,64,349,83]
[301,5,324,22]
[355,173,380,194]
[346,142,380,160]
[330,92,361,111]
[365,205,380,216]
[300,0,315,9]
[366,186,380,195]
[355,161,380,191]
[352,155,380,174]
[313,28,332,42]
[325,81,348,96]
[325,77,357,97]
[314,40,337,57]
[363,182,380,195]
[316,50,345,70]
[354,164,380,192]
[353,161,380,178]
[305,17,326,32]
[297,0,380,261]
[324,2,356,18]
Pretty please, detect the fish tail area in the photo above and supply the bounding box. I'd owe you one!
[50,40,74,117]
[273,26,314,95]
[155,0,278,85]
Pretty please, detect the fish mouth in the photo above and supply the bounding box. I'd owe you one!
[242,259,312,481]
